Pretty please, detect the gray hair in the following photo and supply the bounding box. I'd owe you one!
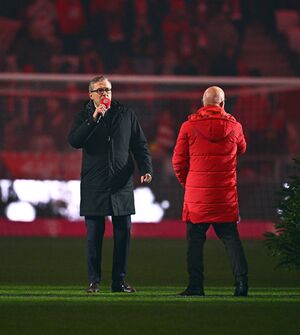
[88,75,111,92]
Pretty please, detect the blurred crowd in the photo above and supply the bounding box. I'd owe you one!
[0,0,299,184]
[0,0,298,75]
[0,0,300,222]
[0,0,299,154]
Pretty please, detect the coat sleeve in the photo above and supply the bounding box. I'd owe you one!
[68,110,97,149]
[172,122,189,187]
[236,122,246,155]
[130,111,153,176]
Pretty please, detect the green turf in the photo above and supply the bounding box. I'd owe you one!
[0,238,299,334]
[0,286,299,335]
[1,286,300,303]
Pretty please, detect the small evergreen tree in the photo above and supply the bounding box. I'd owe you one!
[264,156,300,270]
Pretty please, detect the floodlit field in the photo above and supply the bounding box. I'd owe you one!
[0,238,299,335]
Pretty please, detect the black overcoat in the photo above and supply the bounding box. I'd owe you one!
[68,100,153,216]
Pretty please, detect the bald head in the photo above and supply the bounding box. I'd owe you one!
[203,86,225,107]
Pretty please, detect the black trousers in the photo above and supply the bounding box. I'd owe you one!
[85,215,131,284]
[187,222,248,287]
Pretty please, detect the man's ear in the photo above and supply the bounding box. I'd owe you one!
[220,100,225,108]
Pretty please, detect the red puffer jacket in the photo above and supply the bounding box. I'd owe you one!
[172,105,246,223]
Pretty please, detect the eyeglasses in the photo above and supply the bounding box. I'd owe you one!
[90,88,112,94]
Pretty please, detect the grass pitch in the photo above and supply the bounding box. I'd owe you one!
[0,238,299,334]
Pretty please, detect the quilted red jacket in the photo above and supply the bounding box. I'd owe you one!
[172,105,246,223]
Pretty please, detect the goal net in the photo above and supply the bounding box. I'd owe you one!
[0,73,299,228]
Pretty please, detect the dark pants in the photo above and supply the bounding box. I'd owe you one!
[187,222,248,288]
[85,215,131,284]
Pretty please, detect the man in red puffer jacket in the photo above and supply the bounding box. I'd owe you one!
[172,86,248,297]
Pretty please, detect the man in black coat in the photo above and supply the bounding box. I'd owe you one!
[68,75,153,293]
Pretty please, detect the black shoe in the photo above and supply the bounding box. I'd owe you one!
[234,281,248,297]
[86,282,100,293]
[111,281,136,293]
[178,286,205,297]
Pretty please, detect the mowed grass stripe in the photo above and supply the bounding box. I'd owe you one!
[0,286,300,303]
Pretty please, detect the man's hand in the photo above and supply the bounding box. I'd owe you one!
[93,104,107,121]
[141,173,152,184]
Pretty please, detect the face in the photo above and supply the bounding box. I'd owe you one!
[89,79,112,106]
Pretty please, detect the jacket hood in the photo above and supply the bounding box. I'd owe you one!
[188,105,237,142]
